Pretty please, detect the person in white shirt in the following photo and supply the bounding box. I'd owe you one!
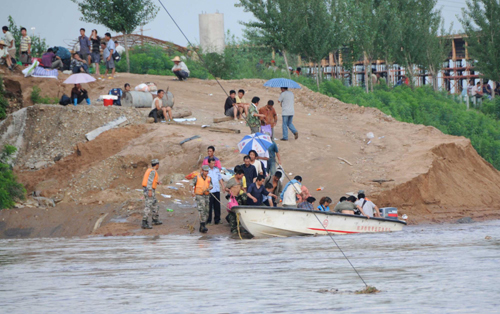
[172,56,190,81]
[471,82,483,98]
[0,40,13,70]
[355,193,381,218]
[282,176,302,208]
[2,26,16,58]
[114,41,125,55]
[149,90,172,122]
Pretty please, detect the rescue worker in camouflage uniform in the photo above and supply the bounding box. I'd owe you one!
[141,159,162,229]
[192,165,213,233]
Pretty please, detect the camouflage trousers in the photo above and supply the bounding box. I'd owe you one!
[143,189,159,221]
[227,193,247,234]
[227,211,238,234]
[196,195,210,223]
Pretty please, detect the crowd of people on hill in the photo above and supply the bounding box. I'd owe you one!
[223,87,299,141]
[0,25,124,79]
[465,79,500,104]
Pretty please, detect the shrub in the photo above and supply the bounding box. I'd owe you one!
[0,145,26,209]
[0,76,8,119]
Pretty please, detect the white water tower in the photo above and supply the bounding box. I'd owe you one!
[199,13,225,54]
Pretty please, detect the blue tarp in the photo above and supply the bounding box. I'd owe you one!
[53,46,71,60]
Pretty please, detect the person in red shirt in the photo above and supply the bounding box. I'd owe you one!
[258,100,278,137]
[202,146,222,169]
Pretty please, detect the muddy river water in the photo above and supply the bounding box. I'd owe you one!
[1,220,499,313]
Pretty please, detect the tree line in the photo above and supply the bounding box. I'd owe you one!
[237,0,500,95]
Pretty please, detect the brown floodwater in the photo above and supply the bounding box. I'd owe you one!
[0,220,499,313]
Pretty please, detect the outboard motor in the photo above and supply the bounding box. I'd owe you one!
[379,207,398,220]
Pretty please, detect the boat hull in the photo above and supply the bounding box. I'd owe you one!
[233,206,406,238]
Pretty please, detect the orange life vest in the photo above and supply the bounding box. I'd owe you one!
[195,174,211,195]
[142,168,159,190]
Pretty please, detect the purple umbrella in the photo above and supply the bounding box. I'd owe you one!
[63,73,96,84]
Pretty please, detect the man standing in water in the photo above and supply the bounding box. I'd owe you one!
[142,159,162,229]
[278,87,298,141]
[192,165,213,233]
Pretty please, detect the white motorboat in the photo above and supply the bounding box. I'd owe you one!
[233,206,406,238]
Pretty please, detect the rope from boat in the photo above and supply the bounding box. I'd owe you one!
[159,0,368,287]
[236,212,243,240]
[279,165,369,288]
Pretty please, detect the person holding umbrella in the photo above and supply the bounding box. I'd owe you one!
[71,84,91,106]
[63,73,96,106]
[262,78,301,141]
[279,87,298,141]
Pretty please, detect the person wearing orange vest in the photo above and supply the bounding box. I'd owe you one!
[141,159,162,229]
[191,165,213,233]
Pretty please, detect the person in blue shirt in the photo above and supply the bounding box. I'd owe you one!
[266,141,282,176]
[207,157,225,224]
[247,175,277,205]
[318,196,333,212]
[298,196,316,210]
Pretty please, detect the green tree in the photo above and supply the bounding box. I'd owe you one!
[420,10,451,91]
[290,0,338,90]
[237,0,297,78]
[346,0,381,92]
[460,0,500,98]
[7,15,48,58]
[72,0,159,73]
[0,145,26,209]
[392,0,439,89]
[375,0,399,87]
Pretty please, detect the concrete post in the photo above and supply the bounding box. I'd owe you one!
[199,13,225,54]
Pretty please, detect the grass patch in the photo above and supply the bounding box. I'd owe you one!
[31,86,58,104]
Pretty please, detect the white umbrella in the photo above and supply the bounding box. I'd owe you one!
[63,73,96,84]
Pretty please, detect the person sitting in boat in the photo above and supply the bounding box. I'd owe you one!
[298,196,316,210]
[318,197,332,211]
[262,182,275,206]
[334,196,370,218]
[247,175,277,206]
[264,171,283,207]
[358,190,372,202]
[281,176,302,208]
[355,193,381,218]
[336,196,347,205]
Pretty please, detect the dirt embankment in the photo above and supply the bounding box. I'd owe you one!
[0,71,499,238]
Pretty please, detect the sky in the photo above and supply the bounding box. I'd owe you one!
[1,0,467,49]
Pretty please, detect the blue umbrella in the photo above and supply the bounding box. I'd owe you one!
[237,133,273,155]
[263,78,302,89]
